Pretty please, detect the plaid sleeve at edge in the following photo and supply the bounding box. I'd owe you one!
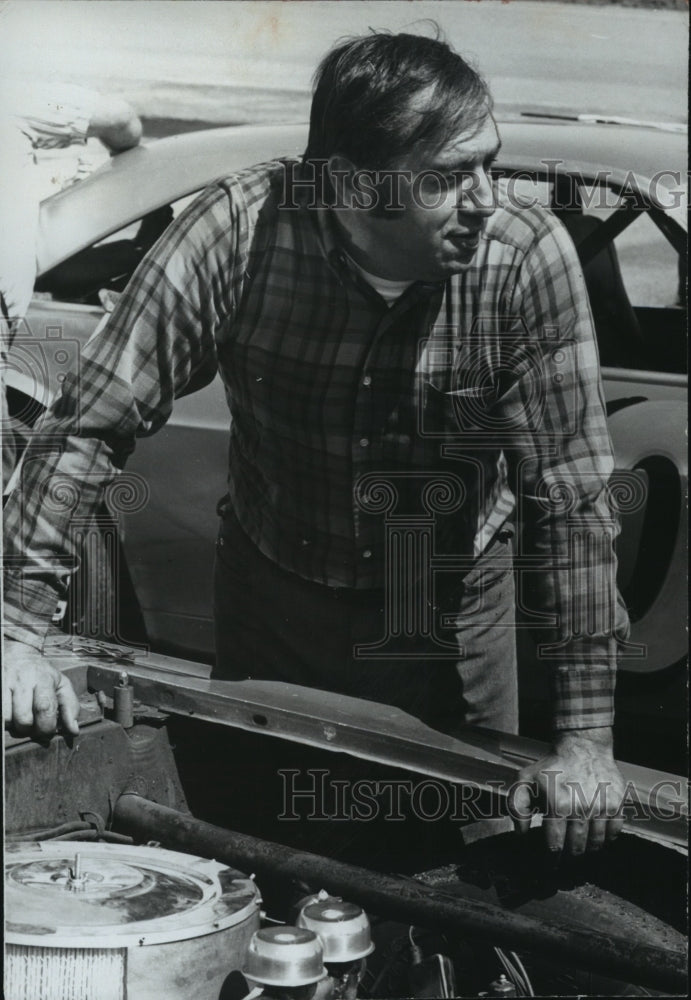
[3,181,243,645]
[502,210,629,731]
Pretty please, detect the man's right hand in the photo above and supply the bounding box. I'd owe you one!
[3,639,80,738]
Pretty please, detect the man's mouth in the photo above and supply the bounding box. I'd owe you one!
[448,231,482,253]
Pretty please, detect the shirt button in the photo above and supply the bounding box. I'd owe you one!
[359,437,370,448]
[362,375,372,387]
[362,549,372,559]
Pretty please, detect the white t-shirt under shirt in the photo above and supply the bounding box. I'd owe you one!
[343,251,413,306]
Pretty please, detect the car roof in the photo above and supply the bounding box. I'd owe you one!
[36,118,687,274]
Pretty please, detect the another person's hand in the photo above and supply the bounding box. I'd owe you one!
[509,727,625,855]
[88,96,142,153]
[3,638,80,738]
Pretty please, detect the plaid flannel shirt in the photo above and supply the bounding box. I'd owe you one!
[3,159,628,729]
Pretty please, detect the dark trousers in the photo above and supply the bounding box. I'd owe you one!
[213,509,518,735]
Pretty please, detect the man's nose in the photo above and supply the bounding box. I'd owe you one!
[457,170,496,217]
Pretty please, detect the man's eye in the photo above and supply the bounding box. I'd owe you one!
[442,170,471,187]
[417,172,461,192]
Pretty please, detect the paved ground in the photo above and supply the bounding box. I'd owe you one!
[2,1,687,125]
[560,0,685,7]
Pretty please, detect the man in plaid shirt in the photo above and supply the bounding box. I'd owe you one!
[4,32,629,854]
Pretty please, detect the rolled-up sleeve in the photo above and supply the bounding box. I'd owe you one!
[7,83,99,149]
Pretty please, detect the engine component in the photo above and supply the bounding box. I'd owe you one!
[113,670,134,728]
[406,927,456,999]
[488,973,518,996]
[243,926,328,988]
[4,840,261,1000]
[297,897,374,963]
[112,794,687,994]
[492,948,534,997]
[407,951,456,998]
[296,895,374,999]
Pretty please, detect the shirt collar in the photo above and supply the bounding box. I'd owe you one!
[288,158,446,300]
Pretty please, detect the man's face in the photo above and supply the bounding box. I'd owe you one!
[342,115,501,283]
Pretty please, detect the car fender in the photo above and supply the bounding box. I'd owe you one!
[608,400,687,672]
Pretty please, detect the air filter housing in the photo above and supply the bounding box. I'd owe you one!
[5,841,261,1000]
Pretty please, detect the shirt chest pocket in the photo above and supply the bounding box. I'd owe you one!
[421,376,499,437]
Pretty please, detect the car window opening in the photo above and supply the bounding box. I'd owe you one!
[34,205,175,305]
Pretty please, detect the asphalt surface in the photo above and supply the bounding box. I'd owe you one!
[2,1,687,125]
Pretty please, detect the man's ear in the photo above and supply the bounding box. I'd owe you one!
[326,154,358,208]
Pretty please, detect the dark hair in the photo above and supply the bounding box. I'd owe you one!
[305,29,492,170]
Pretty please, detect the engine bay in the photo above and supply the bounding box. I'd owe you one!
[4,645,687,999]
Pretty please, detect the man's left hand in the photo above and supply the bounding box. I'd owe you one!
[509,727,625,855]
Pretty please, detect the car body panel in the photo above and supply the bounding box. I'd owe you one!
[36,125,308,273]
[35,120,686,274]
[608,402,687,670]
